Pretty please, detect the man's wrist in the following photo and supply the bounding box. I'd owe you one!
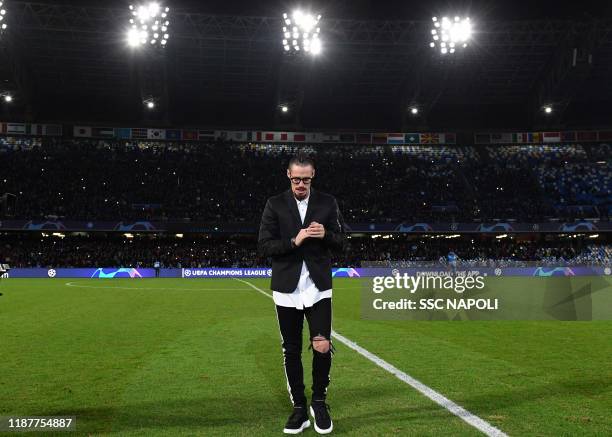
[290,237,297,248]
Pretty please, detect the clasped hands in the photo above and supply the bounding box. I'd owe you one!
[294,222,325,246]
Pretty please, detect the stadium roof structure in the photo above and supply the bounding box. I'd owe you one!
[1,0,612,130]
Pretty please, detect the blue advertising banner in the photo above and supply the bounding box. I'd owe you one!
[3,267,609,278]
[0,219,609,233]
[182,268,272,278]
[8,268,156,278]
[344,267,609,277]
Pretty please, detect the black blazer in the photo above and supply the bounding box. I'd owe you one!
[258,188,345,293]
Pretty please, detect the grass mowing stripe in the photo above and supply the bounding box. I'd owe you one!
[234,278,509,437]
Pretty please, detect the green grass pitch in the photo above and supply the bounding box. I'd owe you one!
[1,278,611,436]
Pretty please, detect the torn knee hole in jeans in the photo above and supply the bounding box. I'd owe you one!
[309,335,335,354]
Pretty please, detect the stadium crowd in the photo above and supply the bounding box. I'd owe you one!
[1,233,609,268]
[0,138,610,223]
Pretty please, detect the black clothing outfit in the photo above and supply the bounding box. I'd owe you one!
[258,189,344,293]
[276,297,333,405]
[259,188,344,406]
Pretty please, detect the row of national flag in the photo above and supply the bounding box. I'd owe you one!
[71,127,459,144]
[6,122,610,145]
[74,126,218,141]
[0,123,62,136]
[3,122,459,144]
[475,130,612,144]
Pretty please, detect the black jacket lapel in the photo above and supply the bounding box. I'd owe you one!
[285,189,303,227]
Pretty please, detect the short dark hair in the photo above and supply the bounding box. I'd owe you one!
[288,153,315,170]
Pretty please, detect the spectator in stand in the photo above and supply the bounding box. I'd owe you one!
[1,233,609,268]
[0,139,609,223]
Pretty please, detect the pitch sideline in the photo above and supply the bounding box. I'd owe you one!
[65,281,249,291]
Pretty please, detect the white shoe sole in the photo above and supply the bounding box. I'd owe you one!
[310,406,333,434]
[283,419,310,434]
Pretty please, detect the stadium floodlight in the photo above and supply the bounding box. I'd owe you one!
[127,2,170,48]
[410,106,419,115]
[282,10,322,55]
[0,1,7,32]
[430,15,471,55]
[144,98,156,109]
[543,105,553,114]
[280,104,289,113]
[1,92,12,103]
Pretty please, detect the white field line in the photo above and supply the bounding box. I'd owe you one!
[64,281,249,292]
[234,278,508,437]
[64,281,358,292]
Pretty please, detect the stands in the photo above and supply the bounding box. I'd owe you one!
[1,139,609,223]
[0,233,609,268]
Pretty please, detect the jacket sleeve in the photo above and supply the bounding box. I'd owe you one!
[258,199,294,257]
[323,198,345,253]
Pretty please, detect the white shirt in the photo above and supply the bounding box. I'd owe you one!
[272,195,333,309]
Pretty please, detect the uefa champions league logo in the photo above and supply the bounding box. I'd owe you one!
[332,268,361,278]
[47,269,57,278]
[533,267,575,277]
[90,268,143,278]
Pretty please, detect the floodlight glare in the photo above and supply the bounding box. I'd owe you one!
[2,94,12,103]
[144,98,156,109]
[281,105,289,113]
[410,107,419,115]
[0,1,7,32]
[282,10,322,55]
[430,15,471,55]
[543,105,553,114]
[310,37,322,55]
[127,2,170,48]
[127,28,141,47]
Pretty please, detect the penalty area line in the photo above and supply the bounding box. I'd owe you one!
[233,278,508,437]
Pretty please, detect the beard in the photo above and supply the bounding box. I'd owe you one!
[293,189,309,200]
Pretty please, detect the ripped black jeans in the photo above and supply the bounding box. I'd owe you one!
[275,297,333,407]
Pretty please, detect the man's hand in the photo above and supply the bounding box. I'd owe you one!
[294,222,325,246]
[307,221,326,239]
[294,228,310,246]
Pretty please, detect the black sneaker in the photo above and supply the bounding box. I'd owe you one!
[310,400,333,434]
[283,406,310,434]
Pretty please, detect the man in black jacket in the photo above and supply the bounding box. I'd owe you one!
[259,153,344,435]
